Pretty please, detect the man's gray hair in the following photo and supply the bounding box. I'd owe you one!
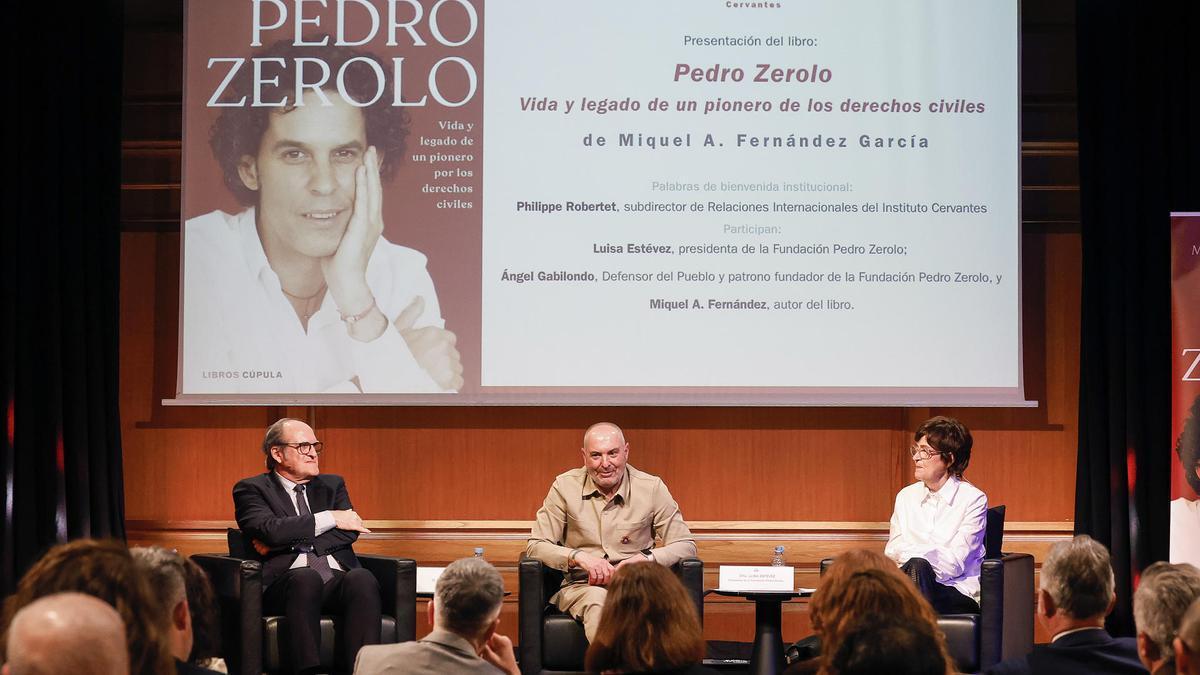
[1039,534,1115,619]
[1180,598,1200,654]
[1134,561,1200,659]
[262,418,301,470]
[129,546,188,620]
[434,557,504,640]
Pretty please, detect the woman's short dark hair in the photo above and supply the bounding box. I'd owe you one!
[916,416,974,478]
[0,539,175,675]
[1178,395,1200,494]
[585,564,705,673]
[209,38,411,206]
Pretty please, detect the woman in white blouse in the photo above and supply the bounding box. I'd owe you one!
[885,416,987,614]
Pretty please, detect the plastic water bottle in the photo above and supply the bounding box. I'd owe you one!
[474,547,485,559]
[771,545,785,566]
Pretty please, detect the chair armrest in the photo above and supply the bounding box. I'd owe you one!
[978,553,1034,669]
[519,556,550,675]
[359,555,417,642]
[192,554,251,600]
[820,557,835,576]
[191,554,264,675]
[672,558,705,624]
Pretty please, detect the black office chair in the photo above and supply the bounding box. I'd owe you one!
[518,556,704,675]
[819,505,1033,674]
[191,528,417,675]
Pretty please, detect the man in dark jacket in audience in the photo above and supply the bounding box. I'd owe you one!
[988,535,1145,675]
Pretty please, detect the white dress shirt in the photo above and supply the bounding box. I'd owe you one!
[273,472,343,572]
[181,208,449,394]
[885,476,987,602]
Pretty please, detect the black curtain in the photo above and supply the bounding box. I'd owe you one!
[0,1,126,594]
[1075,2,1200,635]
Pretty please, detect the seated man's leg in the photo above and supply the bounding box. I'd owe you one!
[552,583,608,642]
[263,567,325,673]
[900,557,979,614]
[322,567,382,671]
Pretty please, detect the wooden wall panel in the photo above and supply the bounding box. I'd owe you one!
[120,228,1082,526]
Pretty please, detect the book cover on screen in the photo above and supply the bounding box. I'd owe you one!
[179,0,483,399]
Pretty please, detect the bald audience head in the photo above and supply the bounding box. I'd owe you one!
[2,592,128,675]
[1175,598,1200,675]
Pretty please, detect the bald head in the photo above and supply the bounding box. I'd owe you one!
[582,422,625,448]
[3,592,128,675]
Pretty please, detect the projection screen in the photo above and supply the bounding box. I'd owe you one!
[172,0,1027,406]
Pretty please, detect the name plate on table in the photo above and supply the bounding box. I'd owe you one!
[417,567,445,594]
[718,565,795,592]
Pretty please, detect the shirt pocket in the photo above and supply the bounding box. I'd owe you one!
[564,512,593,549]
[613,519,653,556]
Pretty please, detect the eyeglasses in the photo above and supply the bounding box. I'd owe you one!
[909,445,941,461]
[279,441,324,457]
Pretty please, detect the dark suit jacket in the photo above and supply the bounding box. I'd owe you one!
[986,627,1147,675]
[232,472,361,587]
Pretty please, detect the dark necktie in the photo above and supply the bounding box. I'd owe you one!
[293,484,334,583]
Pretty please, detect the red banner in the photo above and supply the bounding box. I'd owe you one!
[1171,212,1200,564]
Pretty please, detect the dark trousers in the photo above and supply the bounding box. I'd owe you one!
[263,566,382,674]
[901,557,980,614]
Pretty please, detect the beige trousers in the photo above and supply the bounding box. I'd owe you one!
[551,582,608,642]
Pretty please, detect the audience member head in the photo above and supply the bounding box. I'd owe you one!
[179,555,220,664]
[1037,535,1116,633]
[913,416,973,479]
[1135,561,1200,672]
[130,547,193,663]
[430,557,505,648]
[1,592,128,675]
[808,549,952,675]
[1175,598,1200,675]
[823,616,949,675]
[0,538,175,675]
[585,563,705,674]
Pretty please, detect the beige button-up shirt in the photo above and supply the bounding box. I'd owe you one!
[526,464,697,580]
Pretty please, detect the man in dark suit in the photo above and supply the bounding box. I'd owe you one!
[234,417,380,674]
[987,535,1145,675]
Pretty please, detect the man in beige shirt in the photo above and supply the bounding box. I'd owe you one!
[526,422,697,641]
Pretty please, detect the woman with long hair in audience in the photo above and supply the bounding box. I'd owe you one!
[788,548,954,675]
[0,538,176,675]
[585,563,719,674]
